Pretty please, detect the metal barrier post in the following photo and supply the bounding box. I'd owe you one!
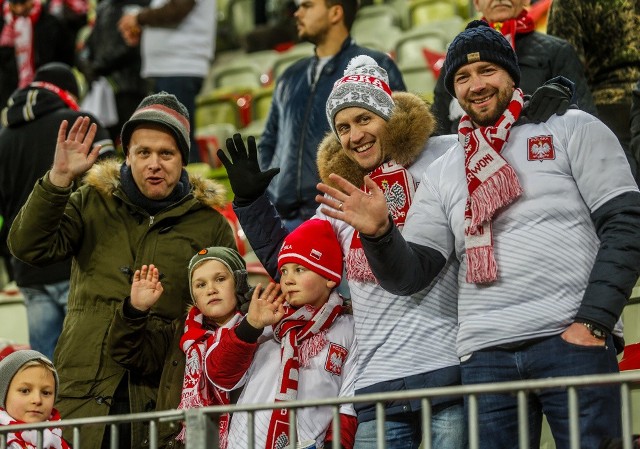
[420,398,432,449]
[110,423,119,449]
[517,390,529,449]
[375,402,386,449]
[621,382,633,449]
[331,405,341,448]
[568,387,580,449]
[288,408,298,448]
[185,408,218,449]
[468,394,479,449]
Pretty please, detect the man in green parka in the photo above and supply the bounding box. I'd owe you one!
[7,92,237,449]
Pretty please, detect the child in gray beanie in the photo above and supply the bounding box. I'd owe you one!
[0,349,70,448]
[106,246,252,449]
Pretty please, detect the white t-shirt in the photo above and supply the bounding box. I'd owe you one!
[140,0,216,77]
[404,111,639,357]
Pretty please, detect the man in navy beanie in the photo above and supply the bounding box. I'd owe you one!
[7,91,238,449]
[315,20,640,449]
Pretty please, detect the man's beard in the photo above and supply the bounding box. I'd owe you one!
[467,89,513,127]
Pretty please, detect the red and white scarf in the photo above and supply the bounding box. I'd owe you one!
[0,0,42,89]
[265,293,344,449]
[0,408,70,449]
[458,88,524,284]
[176,307,242,449]
[346,160,417,283]
[486,9,535,49]
[29,81,79,110]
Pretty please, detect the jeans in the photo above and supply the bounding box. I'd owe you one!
[19,280,70,360]
[152,76,203,164]
[354,403,467,449]
[460,334,621,449]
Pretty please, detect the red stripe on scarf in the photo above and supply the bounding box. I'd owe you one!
[0,0,42,88]
[0,408,71,449]
[30,81,79,110]
[486,9,535,48]
[459,89,524,284]
[176,307,242,448]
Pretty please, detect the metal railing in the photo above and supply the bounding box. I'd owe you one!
[2,370,639,449]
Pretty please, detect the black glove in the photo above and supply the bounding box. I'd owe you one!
[216,133,280,205]
[526,76,575,124]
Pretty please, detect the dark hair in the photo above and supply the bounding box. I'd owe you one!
[326,0,358,30]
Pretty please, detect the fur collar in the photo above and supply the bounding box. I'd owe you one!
[317,91,435,189]
[82,159,228,209]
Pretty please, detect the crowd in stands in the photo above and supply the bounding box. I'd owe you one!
[1,0,640,448]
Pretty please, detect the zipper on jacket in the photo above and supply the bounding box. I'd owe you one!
[149,216,155,226]
[297,59,323,205]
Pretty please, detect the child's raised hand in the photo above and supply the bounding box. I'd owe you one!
[130,264,164,312]
[246,282,286,329]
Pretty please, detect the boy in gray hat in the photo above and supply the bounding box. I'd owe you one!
[0,349,70,448]
[107,246,252,449]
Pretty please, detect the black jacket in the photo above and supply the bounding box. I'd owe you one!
[0,86,114,286]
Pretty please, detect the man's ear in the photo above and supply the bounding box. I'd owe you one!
[328,3,343,25]
[327,280,338,289]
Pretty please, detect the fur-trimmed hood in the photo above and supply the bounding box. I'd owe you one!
[317,91,436,188]
[82,159,228,209]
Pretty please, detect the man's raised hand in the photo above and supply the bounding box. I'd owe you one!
[216,133,280,204]
[316,173,392,238]
[50,116,101,188]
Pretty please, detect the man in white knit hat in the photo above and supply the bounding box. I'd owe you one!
[220,54,466,449]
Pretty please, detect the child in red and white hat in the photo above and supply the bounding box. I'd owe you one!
[206,218,358,449]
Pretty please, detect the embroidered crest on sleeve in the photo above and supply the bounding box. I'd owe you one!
[325,343,348,376]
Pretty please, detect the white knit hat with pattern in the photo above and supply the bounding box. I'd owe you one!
[326,55,395,137]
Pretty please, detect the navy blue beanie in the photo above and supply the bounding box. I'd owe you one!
[443,20,520,97]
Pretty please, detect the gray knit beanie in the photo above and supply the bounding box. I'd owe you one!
[0,350,59,408]
[326,55,395,137]
[188,247,250,306]
[443,20,521,97]
[120,92,190,165]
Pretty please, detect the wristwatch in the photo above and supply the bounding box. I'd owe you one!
[578,322,607,340]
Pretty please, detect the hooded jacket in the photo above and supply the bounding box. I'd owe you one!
[258,37,405,220]
[7,159,236,449]
[0,86,114,287]
[236,92,461,422]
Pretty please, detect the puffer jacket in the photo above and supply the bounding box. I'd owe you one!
[431,30,598,135]
[7,159,236,449]
[258,36,405,220]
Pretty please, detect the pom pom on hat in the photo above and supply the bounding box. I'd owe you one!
[0,350,58,409]
[326,55,395,137]
[188,246,250,305]
[120,92,191,165]
[443,20,520,97]
[278,219,343,284]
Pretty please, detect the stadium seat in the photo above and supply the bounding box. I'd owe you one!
[408,0,459,28]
